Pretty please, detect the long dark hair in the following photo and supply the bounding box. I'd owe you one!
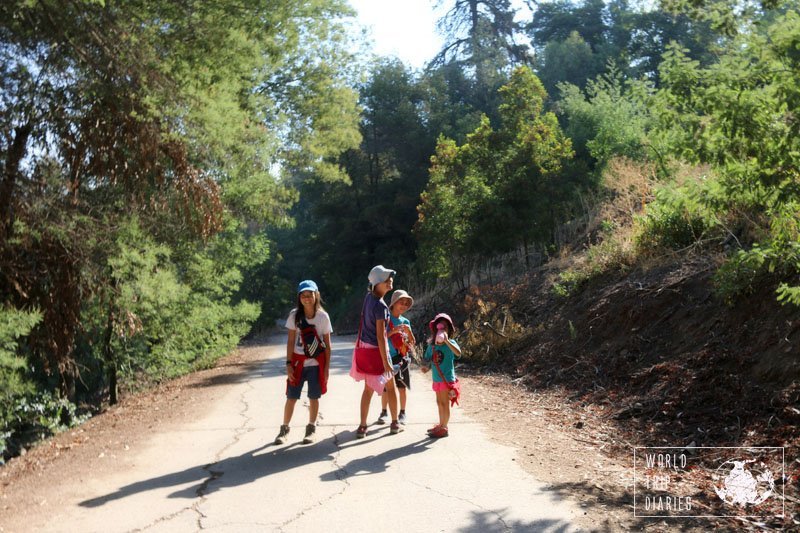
[295,290,323,325]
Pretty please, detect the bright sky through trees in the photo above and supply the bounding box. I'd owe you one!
[348,0,446,69]
[349,0,531,69]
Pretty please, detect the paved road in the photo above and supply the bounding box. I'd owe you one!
[10,336,584,532]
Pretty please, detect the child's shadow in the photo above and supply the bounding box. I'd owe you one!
[321,437,432,480]
[79,431,432,507]
[80,431,344,507]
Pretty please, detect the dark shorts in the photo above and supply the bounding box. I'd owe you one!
[287,365,321,400]
[391,355,410,389]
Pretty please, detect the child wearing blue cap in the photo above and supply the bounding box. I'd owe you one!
[274,280,332,445]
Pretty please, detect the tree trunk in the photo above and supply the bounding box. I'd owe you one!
[523,238,530,269]
[104,295,118,405]
[0,123,32,238]
[469,0,482,87]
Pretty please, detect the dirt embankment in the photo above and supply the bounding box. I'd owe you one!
[453,254,799,529]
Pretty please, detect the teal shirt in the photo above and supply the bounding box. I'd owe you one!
[424,340,460,382]
[388,315,411,358]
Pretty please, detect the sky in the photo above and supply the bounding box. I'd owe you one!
[347,0,531,70]
[347,0,447,70]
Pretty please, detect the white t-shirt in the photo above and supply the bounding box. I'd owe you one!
[285,309,333,367]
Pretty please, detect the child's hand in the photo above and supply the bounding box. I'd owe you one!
[420,366,430,374]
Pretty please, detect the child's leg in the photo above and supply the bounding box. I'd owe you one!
[399,387,407,411]
[359,383,372,426]
[385,379,399,421]
[436,389,450,427]
[307,368,321,424]
[283,398,297,425]
[380,389,389,411]
[308,399,319,424]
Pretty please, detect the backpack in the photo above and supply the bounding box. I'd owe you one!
[297,314,326,358]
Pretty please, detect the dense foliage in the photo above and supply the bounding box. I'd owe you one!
[0,0,359,459]
[415,67,574,280]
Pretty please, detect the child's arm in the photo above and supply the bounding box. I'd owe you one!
[419,344,431,373]
[422,344,432,361]
[445,338,461,357]
[376,319,392,374]
[286,329,298,384]
[323,332,332,379]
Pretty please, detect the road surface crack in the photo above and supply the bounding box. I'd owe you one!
[277,426,351,531]
[410,479,512,531]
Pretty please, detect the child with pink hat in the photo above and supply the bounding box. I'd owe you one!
[422,312,461,438]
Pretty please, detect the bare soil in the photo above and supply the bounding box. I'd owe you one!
[447,254,799,531]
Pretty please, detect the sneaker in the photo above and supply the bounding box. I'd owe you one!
[376,410,388,425]
[389,421,404,434]
[302,423,316,444]
[274,424,290,444]
[429,425,448,438]
[398,411,407,425]
[356,424,368,439]
[426,424,442,435]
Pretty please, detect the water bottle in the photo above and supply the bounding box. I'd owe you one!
[435,322,447,344]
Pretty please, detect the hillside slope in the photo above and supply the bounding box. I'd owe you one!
[454,253,798,528]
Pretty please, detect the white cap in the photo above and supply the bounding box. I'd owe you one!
[368,265,396,287]
[389,289,414,309]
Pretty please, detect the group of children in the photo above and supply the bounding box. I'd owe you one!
[274,265,461,444]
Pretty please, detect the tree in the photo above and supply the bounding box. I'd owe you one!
[526,0,722,91]
[528,0,611,51]
[274,59,435,308]
[433,0,531,71]
[0,0,360,403]
[557,68,653,167]
[537,31,603,97]
[648,3,800,304]
[416,67,574,279]
[431,0,530,120]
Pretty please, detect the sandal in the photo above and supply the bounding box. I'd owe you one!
[356,424,368,439]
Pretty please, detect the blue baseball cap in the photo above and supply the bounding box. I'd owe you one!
[297,280,318,293]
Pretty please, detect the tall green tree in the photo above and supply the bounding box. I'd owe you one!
[527,0,721,94]
[432,0,530,122]
[558,68,654,167]
[649,2,800,304]
[416,67,574,279]
[0,0,360,403]
[434,0,530,71]
[275,59,434,311]
[537,31,603,96]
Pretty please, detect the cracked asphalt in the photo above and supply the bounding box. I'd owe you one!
[1,336,584,532]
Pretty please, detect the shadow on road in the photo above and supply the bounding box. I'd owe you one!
[78,428,435,508]
[321,437,432,480]
[458,511,576,533]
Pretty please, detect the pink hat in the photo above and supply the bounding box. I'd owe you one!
[428,313,454,332]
